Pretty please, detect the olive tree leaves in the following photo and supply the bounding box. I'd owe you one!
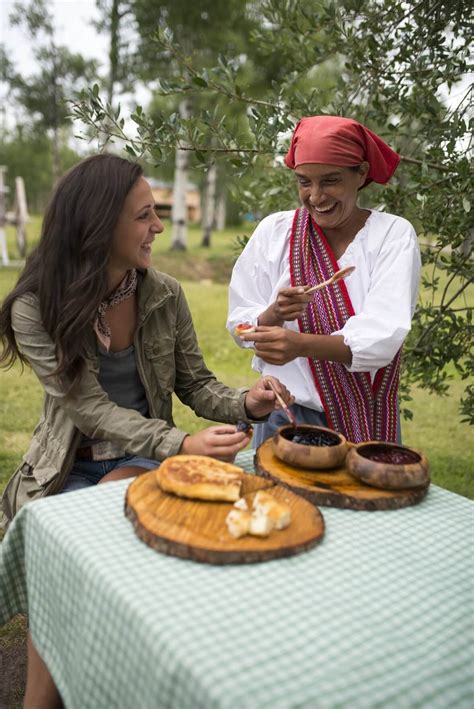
[71,0,473,423]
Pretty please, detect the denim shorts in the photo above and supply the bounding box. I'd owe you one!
[62,455,160,493]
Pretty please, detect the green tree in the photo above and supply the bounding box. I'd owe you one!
[8,0,98,180]
[93,0,135,106]
[124,0,260,249]
[0,129,82,213]
[72,0,473,422]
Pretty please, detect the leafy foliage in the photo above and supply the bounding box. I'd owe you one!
[0,133,82,212]
[70,0,474,423]
[92,0,136,104]
[6,0,98,179]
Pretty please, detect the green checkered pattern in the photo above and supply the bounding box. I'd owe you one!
[1,450,473,708]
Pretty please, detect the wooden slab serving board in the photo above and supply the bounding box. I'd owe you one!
[125,470,325,564]
[255,439,430,511]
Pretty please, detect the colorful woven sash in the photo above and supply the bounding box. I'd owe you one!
[289,208,401,442]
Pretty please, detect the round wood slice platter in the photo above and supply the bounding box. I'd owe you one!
[255,439,430,511]
[125,469,325,564]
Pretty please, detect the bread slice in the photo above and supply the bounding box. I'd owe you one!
[249,511,274,537]
[156,455,244,502]
[226,509,251,538]
[234,322,257,337]
[253,491,291,530]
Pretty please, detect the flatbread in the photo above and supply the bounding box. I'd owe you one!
[234,323,256,337]
[156,455,244,502]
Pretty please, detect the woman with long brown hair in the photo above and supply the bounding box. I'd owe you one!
[1,153,293,709]
[0,153,292,526]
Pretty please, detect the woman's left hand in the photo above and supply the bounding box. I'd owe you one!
[241,326,302,365]
[245,375,295,419]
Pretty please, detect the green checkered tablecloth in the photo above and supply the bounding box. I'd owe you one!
[1,450,473,708]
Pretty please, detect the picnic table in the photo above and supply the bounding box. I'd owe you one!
[1,450,473,708]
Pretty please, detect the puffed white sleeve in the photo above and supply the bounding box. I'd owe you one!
[334,218,421,372]
[227,213,291,348]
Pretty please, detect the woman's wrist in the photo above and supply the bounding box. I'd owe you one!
[179,434,191,454]
[257,304,284,327]
[300,333,352,365]
[243,398,267,421]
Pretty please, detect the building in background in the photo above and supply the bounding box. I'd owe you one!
[148,178,201,223]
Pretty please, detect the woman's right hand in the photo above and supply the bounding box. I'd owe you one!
[179,425,251,462]
[258,286,313,326]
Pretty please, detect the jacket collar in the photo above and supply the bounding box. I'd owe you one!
[137,269,173,323]
[84,269,171,358]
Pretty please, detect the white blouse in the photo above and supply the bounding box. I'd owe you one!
[227,209,421,412]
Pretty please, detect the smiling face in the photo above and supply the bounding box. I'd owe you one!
[108,176,164,278]
[295,162,369,233]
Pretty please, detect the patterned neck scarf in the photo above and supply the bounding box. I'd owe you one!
[94,269,138,351]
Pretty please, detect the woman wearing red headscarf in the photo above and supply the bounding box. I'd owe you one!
[227,116,421,445]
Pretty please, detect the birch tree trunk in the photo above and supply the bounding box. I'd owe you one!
[215,190,227,231]
[170,99,191,251]
[201,161,217,247]
[15,176,28,258]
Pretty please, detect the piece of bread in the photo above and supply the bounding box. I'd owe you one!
[226,509,251,538]
[249,511,274,537]
[226,493,291,538]
[253,491,291,530]
[156,455,243,502]
[234,322,257,337]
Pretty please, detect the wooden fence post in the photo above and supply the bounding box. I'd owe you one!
[0,166,10,266]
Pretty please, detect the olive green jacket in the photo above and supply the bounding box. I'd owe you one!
[1,269,250,528]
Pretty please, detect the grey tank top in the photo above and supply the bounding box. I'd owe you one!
[80,345,149,447]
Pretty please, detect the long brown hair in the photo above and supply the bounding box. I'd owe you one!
[0,154,143,385]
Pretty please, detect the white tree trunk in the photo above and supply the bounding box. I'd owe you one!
[15,176,29,257]
[0,226,8,266]
[171,99,191,250]
[215,189,227,231]
[201,161,217,247]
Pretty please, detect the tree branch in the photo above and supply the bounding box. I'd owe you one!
[398,155,462,174]
[162,42,280,110]
[413,278,473,348]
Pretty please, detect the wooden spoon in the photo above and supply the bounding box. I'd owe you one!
[305,266,355,294]
[265,378,298,428]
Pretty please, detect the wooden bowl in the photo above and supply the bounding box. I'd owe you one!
[346,442,429,490]
[272,425,348,470]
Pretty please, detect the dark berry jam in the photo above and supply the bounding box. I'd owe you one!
[236,420,253,434]
[359,444,421,465]
[281,426,340,447]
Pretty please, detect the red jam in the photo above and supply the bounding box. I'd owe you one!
[359,444,421,465]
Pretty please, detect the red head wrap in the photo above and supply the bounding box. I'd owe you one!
[284,115,400,188]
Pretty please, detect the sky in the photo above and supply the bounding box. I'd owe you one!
[1,0,109,74]
[0,0,150,142]
[1,1,471,138]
